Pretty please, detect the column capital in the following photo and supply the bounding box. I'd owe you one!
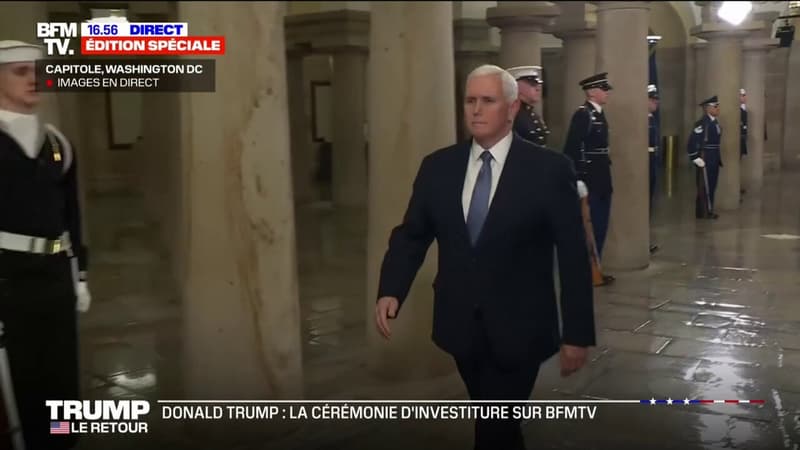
[285,10,370,53]
[486,3,560,32]
[592,1,650,13]
[552,23,596,40]
[454,18,499,55]
[691,20,765,41]
[743,37,780,52]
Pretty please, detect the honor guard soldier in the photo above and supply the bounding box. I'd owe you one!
[564,72,614,285]
[0,40,91,450]
[688,95,722,219]
[739,88,748,196]
[507,65,550,146]
[739,88,748,159]
[648,85,660,254]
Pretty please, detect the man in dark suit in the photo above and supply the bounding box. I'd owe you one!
[374,64,595,450]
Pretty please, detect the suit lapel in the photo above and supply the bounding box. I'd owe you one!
[450,141,472,247]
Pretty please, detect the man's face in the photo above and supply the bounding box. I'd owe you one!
[705,104,720,117]
[464,74,519,142]
[740,93,747,105]
[517,79,541,104]
[648,98,659,113]
[0,62,39,111]
[588,87,610,105]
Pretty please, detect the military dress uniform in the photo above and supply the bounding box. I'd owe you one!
[0,41,89,450]
[564,73,613,258]
[740,100,748,158]
[648,85,660,214]
[507,65,550,146]
[688,95,723,219]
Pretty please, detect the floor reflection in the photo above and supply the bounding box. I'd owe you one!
[76,168,800,449]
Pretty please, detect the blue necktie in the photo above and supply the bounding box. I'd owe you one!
[466,151,493,245]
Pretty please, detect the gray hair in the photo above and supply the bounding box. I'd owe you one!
[466,64,518,103]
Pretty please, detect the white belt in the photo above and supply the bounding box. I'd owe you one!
[648,147,656,153]
[0,231,71,255]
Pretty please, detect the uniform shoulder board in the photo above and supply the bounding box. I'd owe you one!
[44,123,73,174]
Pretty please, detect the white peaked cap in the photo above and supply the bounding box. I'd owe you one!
[0,40,44,64]
[507,65,543,83]
[739,88,746,95]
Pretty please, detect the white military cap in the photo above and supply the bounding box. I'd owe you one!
[0,40,44,64]
[739,88,746,95]
[507,65,543,84]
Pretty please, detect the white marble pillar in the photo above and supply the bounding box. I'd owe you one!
[286,49,317,204]
[366,2,456,381]
[693,16,762,211]
[594,1,650,270]
[782,35,800,169]
[554,26,596,140]
[454,18,499,140]
[331,49,368,208]
[178,1,304,408]
[741,37,777,192]
[487,1,560,117]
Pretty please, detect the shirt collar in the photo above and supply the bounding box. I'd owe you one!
[471,130,513,165]
[741,103,746,111]
[707,113,717,122]
[588,100,602,113]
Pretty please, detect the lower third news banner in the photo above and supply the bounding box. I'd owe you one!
[35,59,215,92]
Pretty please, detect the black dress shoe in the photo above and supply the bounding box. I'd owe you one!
[649,244,659,254]
[602,275,615,284]
[710,213,719,219]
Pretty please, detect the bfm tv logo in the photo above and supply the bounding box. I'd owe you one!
[46,400,150,434]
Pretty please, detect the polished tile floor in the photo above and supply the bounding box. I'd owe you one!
[75,165,800,450]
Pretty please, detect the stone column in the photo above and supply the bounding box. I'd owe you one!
[286,49,317,204]
[592,2,650,270]
[692,16,763,211]
[782,32,800,169]
[366,2,455,381]
[765,47,789,173]
[554,26,596,142]
[741,36,778,192]
[454,18,500,140]
[331,49,368,208]
[487,1,560,116]
[178,1,303,406]
[285,10,370,208]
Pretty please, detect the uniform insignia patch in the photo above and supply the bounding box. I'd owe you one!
[694,125,703,134]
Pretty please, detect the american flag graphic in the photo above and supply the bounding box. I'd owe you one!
[50,421,70,434]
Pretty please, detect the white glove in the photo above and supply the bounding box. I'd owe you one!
[693,158,706,168]
[76,281,92,313]
[577,181,589,199]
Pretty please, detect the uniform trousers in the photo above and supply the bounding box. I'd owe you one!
[0,250,79,450]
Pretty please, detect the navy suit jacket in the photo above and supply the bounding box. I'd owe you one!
[376,134,596,367]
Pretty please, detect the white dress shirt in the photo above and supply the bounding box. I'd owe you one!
[462,131,513,221]
[588,100,603,113]
[0,109,43,159]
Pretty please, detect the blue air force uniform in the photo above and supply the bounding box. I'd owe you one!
[740,106,748,157]
[688,95,723,218]
[648,85,660,214]
[564,73,613,257]
[507,65,550,146]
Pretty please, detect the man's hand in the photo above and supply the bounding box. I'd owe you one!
[693,157,706,168]
[375,297,399,339]
[560,344,588,377]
